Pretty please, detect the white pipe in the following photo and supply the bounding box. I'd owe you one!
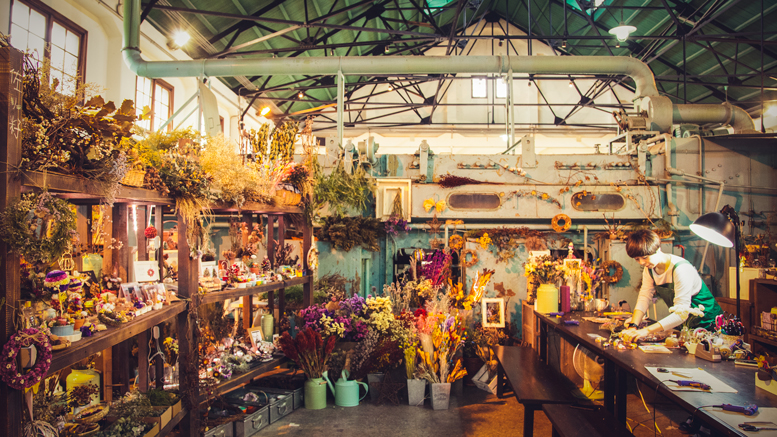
[583,225,588,262]
[673,103,756,133]
[663,135,679,228]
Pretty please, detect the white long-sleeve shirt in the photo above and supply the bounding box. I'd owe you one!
[634,254,701,330]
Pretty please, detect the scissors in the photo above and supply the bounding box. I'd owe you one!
[739,424,777,431]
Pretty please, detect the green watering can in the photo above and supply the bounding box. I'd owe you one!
[323,370,368,407]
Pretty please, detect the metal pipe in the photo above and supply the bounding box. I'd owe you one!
[583,225,588,262]
[673,103,756,133]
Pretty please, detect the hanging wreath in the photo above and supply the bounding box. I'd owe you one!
[448,235,464,251]
[307,247,319,271]
[551,214,571,233]
[0,191,77,266]
[461,248,479,268]
[600,260,624,283]
[0,328,52,390]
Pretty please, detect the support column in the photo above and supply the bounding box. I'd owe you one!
[176,212,199,434]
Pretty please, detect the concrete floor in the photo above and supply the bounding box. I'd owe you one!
[262,384,691,437]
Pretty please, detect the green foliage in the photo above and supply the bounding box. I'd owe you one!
[147,389,179,407]
[317,216,385,252]
[313,162,375,217]
[259,285,328,308]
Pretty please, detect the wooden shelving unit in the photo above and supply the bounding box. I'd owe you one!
[198,276,310,305]
[198,356,289,403]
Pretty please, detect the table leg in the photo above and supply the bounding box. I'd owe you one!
[616,367,628,424]
[604,359,616,415]
[524,404,535,437]
[497,362,505,399]
[539,322,548,363]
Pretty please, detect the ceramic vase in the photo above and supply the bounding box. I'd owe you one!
[431,382,451,410]
[535,283,559,314]
[407,379,425,406]
[304,378,327,409]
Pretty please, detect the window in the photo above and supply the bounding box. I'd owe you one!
[496,77,508,99]
[472,77,487,98]
[447,193,502,210]
[9,0,86,95]
[135,77,174,131]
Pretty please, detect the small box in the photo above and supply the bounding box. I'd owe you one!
[143,423,160,437]
[171,400,182,417]
[762,312,777,331]
[141,406,172,430]
[755,374,777,396]
[204,422,234,437]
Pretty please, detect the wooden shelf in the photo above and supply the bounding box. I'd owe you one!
[198,356,288,402]
[210,201,303,214]
[159,408,187,437]
[198,276,311,305]
[751,333,777,348]
[48,302,187,374]
[21,171,172,205]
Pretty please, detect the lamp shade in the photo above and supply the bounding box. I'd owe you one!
[609,24,637,42]
[690,212,735,248]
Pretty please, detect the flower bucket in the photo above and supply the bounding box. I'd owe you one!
[304,378,327,409]
[367,373,384,402]
[431,383,451,410]
[407,379,425,406]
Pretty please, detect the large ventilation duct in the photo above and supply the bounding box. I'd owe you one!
[672,103,755,134]
[122,0,753,133]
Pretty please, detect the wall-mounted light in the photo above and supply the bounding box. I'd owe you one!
[609,23,636,42]
[260,106,271,116]
[498,39,503,47]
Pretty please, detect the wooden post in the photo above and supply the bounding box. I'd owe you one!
[76,205,89,271]
[302,219,313,307]
[155,205,164,279]
[266,215,276,317]
[111,341,131,394]
[137,206,147,261]
[112,204,129,282]
[276,216,286,334]
[98,347,113,403]
[242,213,252,332]
[0,46,24,437]
[102,206,113,275]
[138,330,149,392]
[176,212,199,434]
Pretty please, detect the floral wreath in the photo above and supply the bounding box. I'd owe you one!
[0,328,52,390]
[98,311,123,327]
[600,260,624,283]
[307,247,319,271]
[0,191,77,266]
[448,235,464,251]
[461,248,479,268]
[551,214,571,233]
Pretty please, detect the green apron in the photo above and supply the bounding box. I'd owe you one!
[649,259,722,329]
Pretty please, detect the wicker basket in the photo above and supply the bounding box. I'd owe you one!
[274,189,302,206]
[75,403,110,424]
[121,168,146,187]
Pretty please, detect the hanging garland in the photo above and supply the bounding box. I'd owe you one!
[461,249,479,268]
[0,191,77,266]
[0,328,52,390]
[551,214,572,233]
[600,260,624,284]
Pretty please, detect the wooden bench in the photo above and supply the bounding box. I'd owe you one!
[495,346,592,437]
[543,404,635,437]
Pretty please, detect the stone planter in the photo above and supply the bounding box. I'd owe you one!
[407,379,425,406]
[431,383,451,410]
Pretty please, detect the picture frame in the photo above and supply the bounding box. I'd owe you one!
[529,250,551,261]
[482,297,505,328]
[563,258,582,270]
[200,261,218,278]
[248,326,264,348]
[134,260,160,283]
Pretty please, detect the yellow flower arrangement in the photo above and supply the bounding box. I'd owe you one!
[477,233,492,249]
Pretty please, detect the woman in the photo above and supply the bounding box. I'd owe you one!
[621,229,722,342]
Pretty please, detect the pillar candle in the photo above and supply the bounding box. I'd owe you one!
[561,285,570,313]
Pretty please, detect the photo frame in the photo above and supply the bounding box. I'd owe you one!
[482,297,505,328]
[200,261,218,278]
[563,259,582,270]
[134,260,160,283]
[248,326,264,348]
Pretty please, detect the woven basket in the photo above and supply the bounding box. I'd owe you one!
[75,403,109,424]
[274,189,302,206]
[121,169,146,187]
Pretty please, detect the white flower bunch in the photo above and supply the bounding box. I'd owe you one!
[669,304,705,323]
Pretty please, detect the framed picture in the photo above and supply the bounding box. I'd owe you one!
[248,326,264,348]
[563,259,582,270]
[200,261,218,278]
[529,250,551,261]
[134,260,160,283]
[482,297,505,328]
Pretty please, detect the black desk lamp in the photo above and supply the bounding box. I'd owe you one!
[689,205,741,319]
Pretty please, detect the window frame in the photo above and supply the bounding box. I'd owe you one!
[136,77,175,132]
[471,76,487,99]
[9,0,88,86]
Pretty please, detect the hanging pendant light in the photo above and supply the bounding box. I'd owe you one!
[609,23,636,42]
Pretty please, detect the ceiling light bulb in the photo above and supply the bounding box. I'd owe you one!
[609,24,636,42]
[528,80,532,87]
[569,80,573,88]
[298,91,304,99]
[385,45,390,53]
[172,30,190,48]
[387,84,393,91]
[498,39,503,47]
[562,39,567,48]
[260,106,271,116]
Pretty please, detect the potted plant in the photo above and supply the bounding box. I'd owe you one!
[524,255,564,314]
[278,327,336,410]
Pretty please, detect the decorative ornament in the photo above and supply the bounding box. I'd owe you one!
[461,249,479,268]
[448,235,464,251]
[307,247,319,271]
[600,260,624,283]
[144,226,158,239]
[551,214,571,233]
[423,197,446,213]
[0,328,52,390]
[423,198,435,213]
[59,246,75,272]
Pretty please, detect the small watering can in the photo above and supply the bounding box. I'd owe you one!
[323,370,368,407]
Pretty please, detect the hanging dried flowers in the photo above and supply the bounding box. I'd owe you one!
[317,216,385,252]
[503,190,562,208]
[0,191,77,266]
[477,233,492,250]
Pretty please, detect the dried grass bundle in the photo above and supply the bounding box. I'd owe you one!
[436,174,501,189]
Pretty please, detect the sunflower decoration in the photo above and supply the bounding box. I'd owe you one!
[448,234,464,251]
[477,233,492,250]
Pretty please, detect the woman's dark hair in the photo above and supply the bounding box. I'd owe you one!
[625,230,661,258]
